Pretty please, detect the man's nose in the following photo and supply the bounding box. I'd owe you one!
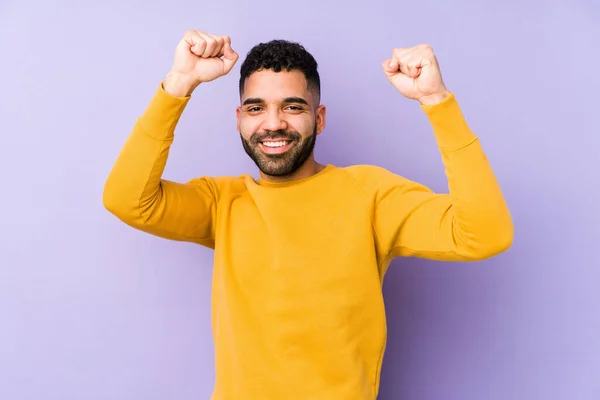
[262,109,288,132]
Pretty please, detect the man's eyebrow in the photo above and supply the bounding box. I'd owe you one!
[242,97,264,106]
[282,97,309,105]
[242,97,309,106]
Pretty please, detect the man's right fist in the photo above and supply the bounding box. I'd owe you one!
[163,30,239,97]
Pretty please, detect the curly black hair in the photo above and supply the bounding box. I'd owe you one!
[239,39,320,101]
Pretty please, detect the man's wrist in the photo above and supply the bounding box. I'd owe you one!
[162,71,200,97]
[418,89,451,106]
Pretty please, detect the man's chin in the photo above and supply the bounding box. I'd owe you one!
[255,158,298,177]
[241,132,316,178]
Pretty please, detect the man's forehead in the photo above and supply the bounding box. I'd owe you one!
[244,70,308,91]
[242,70,315,104]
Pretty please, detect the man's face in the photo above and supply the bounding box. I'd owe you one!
[236,69,326,177]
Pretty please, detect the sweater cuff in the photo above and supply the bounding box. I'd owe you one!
[420,92,478,152]
[137,83,191,140]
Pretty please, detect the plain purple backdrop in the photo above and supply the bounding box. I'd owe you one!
[1,0,599,399]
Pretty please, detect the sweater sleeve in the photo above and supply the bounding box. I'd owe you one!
[348,92,513,267]
[102,84,217,248]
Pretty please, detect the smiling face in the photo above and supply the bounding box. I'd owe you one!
[236,69,326,180]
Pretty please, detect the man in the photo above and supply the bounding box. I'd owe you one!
[103,30,513,399]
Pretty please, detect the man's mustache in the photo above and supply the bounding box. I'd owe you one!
[250,130,301,144]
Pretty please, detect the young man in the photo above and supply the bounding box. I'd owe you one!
[103,30,513,399]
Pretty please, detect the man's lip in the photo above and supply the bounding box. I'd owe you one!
[260,138,292,142]
[259,141,294,154]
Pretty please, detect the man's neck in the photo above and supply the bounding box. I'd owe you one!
[259,158,326,183]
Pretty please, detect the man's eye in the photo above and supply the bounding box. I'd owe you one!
[247,107,262,112]
[287,106,302,110]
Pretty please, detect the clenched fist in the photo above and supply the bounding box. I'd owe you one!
[382,44,450,105]
[163,30,239,97]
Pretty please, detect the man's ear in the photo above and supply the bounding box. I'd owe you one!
[236,106,241,133]
[315,104,326,135]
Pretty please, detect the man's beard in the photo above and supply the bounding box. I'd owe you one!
[240,124,317,177]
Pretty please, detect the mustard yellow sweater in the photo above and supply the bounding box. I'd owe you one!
[103,84,513,399]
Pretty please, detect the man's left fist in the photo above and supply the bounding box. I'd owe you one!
[382,44,450,105]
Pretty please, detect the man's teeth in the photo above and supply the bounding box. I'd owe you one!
[262,141,288,147]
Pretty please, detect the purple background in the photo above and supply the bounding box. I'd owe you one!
[1,0,599,399]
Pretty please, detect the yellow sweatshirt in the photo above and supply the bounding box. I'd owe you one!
[103,84,513,399]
